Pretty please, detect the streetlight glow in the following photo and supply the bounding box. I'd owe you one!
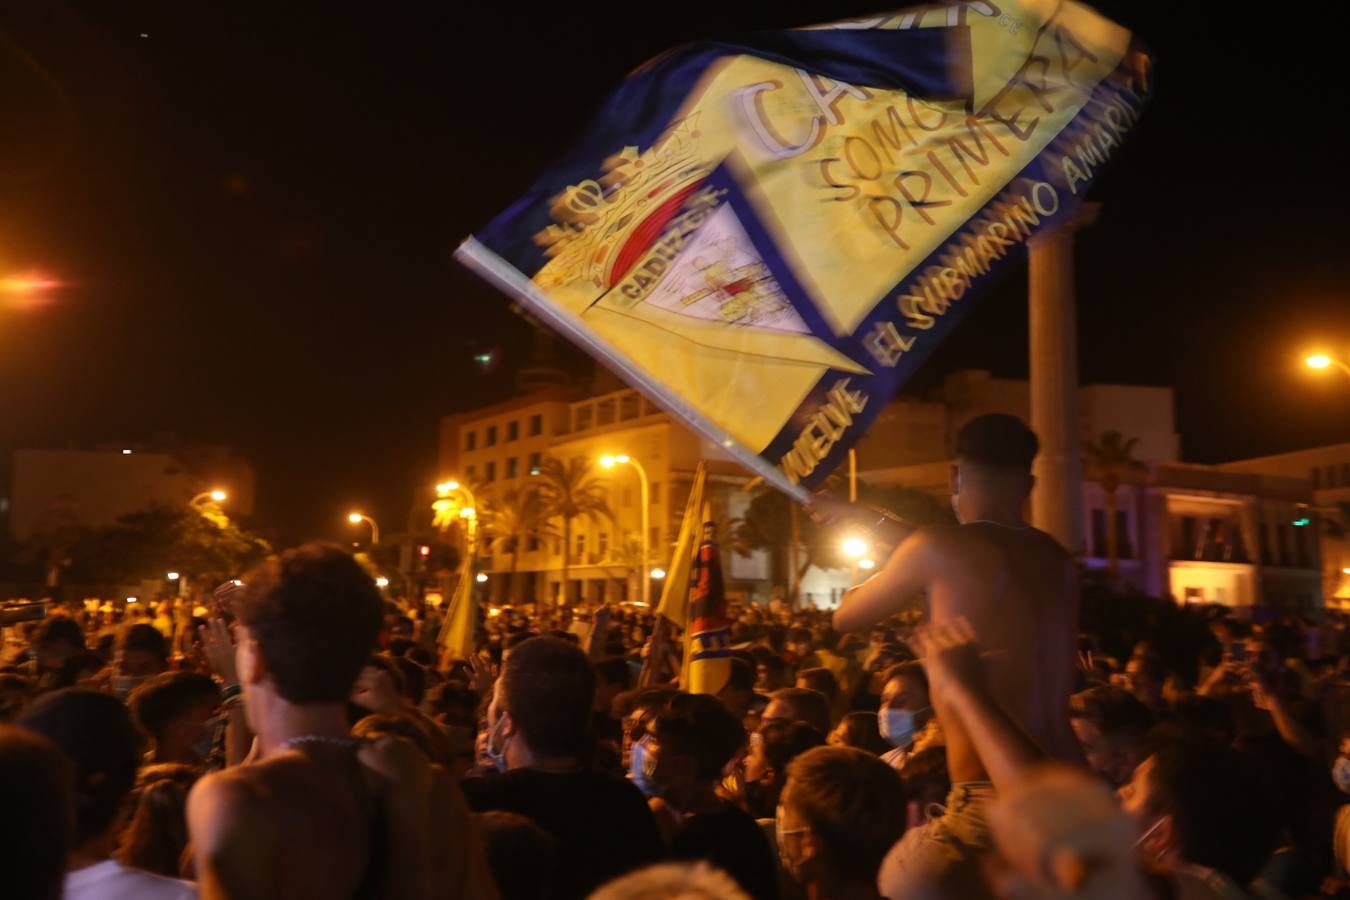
[460,507,476,519]
[858,559,876,570]
[650,567,667,580]
[476,572,488,583]
[842,536,869,559]
[126,596,138,604]
[210,490,227,502]
[348,512,363,523]
[375,577,389,588]
[1343,567,1350,576]
[437,481,459,493]
[167,572,180,581]
[1307,354,1332,370]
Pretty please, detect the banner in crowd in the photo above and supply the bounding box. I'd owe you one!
[683,519,732,696]
[458,0,1150,499]
[655,462,706,629]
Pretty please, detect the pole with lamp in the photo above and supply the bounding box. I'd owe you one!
[347,512,381,547]
[1306,353,1350,380]
[600,454,651,607]
[434,481,480,658]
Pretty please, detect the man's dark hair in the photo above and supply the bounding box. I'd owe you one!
[833,712,890,756]
[1144,739,1279,886]
[653,693,746,782]
[594,657,633,691]
[425,681,481,727]
[0,726,73,900]
[499,637,595,758]
[1069,686,1154,745]
[788,627,814,647]
[797,667,840,707]
[387,637,416,659]
[18,689,142,847]
[725,657,756,693]
[34,615,85,652]
[477,811,558,900]
[899,746,951,810]
[955,413,1039,471]
[758,719,826,776]
[784,746,907,882]
[129,672,221,743]
[504,631,535,651]
[769,687,832,736]
[882,660,929,697]
[236,543,384,704]
[119,623,170,664]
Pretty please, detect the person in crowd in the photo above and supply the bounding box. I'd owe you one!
[590,862,750,900]
[0,725,74,900]
[827,415,1083,887]
[1067,686,1155,789]
[827,711,890,756]
[18,689,196,899]
[113,623,172,700]
[877,662,938,770]
[594,656,634,746]
[896,746,950,832]
[776,746,906,900]
[647,692,780,900]
[28,615,89,692]
[129,672,222,766]
[755,655,791,694]
[719,657,769,728]
[795,668,840,716]
[763,688,832,737]
[741,719,825,821]
[351,654,456,766]
[464,635,664,899]
[118,764,202,878]
[477,811,558,900]
[187,543,481,899]
[0,671,34,721]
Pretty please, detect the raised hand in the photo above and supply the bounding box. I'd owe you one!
[199,618,239,685]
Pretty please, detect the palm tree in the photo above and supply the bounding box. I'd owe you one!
[1082,431,1147,576]
[536,457,614,606]
[480,486,556,603]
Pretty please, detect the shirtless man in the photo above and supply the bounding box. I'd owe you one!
[187,544,480,900]
[824,414,1082,885]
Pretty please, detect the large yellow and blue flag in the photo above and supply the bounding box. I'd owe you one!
[458,1,1149,498]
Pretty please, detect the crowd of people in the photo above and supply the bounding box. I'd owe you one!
[4,415,1350,900]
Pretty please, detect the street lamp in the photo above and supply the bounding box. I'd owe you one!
[858,559,876,570]
[650,568,667,580]
[375,576,390,589]
[167,572,180,581]
[600,453,651,607]
[191,489,227,506]
[347,512,380,545]
[1305,353,1350,378]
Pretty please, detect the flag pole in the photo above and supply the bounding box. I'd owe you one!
[455,237,812,506]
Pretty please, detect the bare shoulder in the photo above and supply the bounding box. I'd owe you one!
[188,766,275,839]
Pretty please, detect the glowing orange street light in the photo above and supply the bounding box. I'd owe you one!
[1305,353,1350,378]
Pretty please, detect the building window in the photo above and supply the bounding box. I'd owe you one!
[1296,523,1312,568]
[1257,519,1271,566]
[649,482,660,504]
[529,414,543,437]
[465,430,477,452]
[1279,524,1294,568]
[486,425,497,447]
[527,532,540,552]
[1329,465,1342,488]
[553,537,562,556]
[1114,510,1134,560]
[1312,467,1324,488]
[575,533,586,557]
[528,452,542,475]
[598,532,609,557]
[1183,586,1204,604]
[467,464,477,482]
[485,461,496,482]
[506,457,518,479]
[1178,516,1198,560]
[507,420,519,442]
[1090,509,1107,559]
[1342,463,1350,485]
[649,527,660,549]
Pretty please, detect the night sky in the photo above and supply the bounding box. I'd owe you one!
[3,1,1348,544]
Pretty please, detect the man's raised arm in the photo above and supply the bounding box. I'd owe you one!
[832,529,932,633]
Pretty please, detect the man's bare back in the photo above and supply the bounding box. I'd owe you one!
[188,744,385,900]
[922,523,1081,782]
[834,521,1081,783]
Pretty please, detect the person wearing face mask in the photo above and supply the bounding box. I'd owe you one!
[876,662,938,771]
[1117,739,1281,898]
[463,636,664,899]
[776,746,905,900]
[112,624,171,701]
[128,671,222,766]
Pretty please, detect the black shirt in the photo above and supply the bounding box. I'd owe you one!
[462,767,665,900]
[670,803,780,900]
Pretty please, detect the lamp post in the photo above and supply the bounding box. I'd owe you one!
[600,454,651,608]
[347,512,380,546]
[191,489,227,507]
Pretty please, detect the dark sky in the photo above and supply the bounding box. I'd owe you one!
[2,1,1348,544]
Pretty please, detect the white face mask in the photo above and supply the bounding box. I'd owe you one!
[485,713,510,773]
